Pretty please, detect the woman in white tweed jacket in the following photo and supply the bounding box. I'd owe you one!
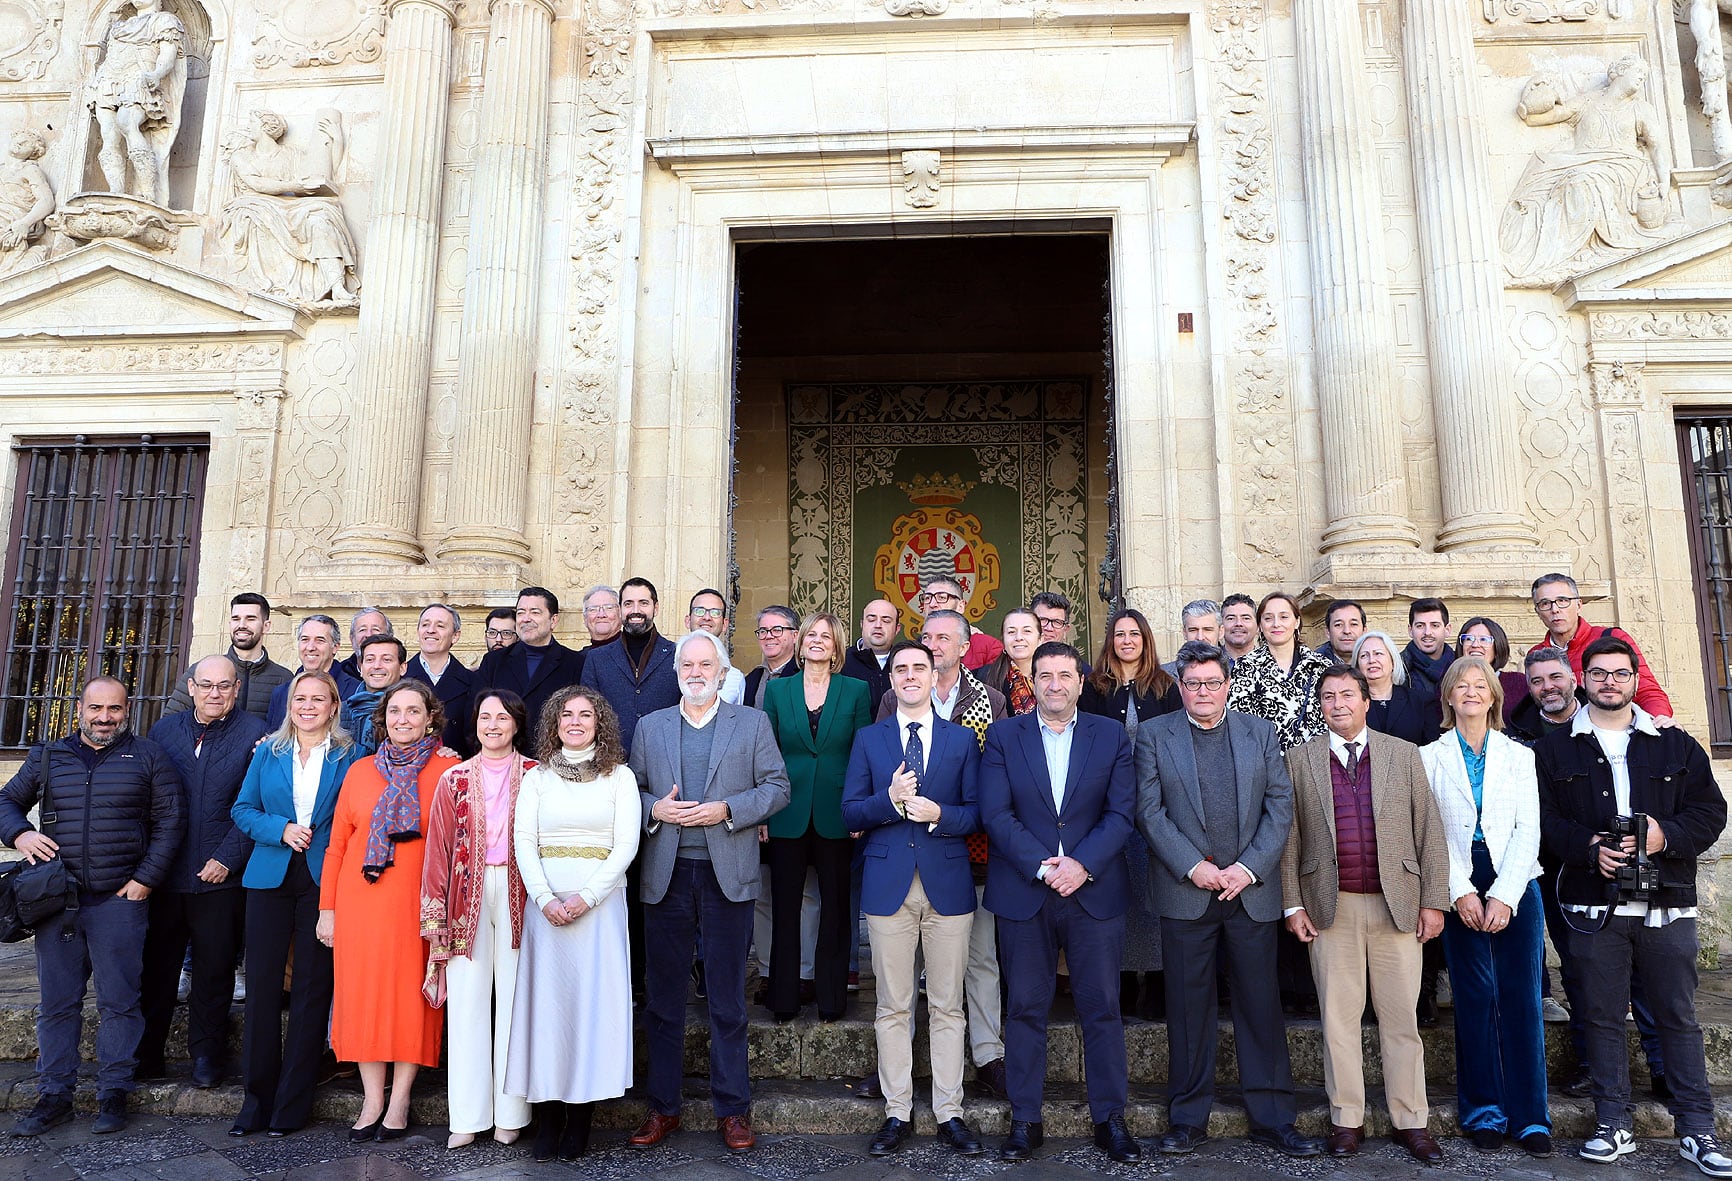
[1420,655,1550,1159]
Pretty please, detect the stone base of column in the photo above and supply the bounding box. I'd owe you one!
[1318,514,1422,554]
[1306,546,1587,608]
[1435,513,1539,553]
[295,555,531,605]
[326,524,425,566]
[433,526,534,567]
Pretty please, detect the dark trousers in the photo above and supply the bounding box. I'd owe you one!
[1441,846,1549,1138]
[34,891,149,1097]
[1161,899,1297,1132]
[138,888,244,1067]
[627,859,645,997]
[1539,869,1666,1075]
[766,830,852,1019]
[1276,924,1315,1003]
[644,858,754,1118]
[1569,912,1713,1135]
[237,856,333,1133]
[998,892,1126,1123]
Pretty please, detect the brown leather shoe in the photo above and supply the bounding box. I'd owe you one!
[628,1112,680,1147]
[1326,1125,1363,1156]
[1392,1127,1443,1163]
[718,1114,755,1152]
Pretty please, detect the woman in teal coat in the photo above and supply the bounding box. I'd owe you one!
[762,612,873,1023]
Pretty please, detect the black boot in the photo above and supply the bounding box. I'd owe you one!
[532,1102,566,1163]
[559,1103,594,1162]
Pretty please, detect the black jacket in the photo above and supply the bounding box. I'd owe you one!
[840,644,892,709]
[0,732,185,893]
[475,638,585,732]
[1368,682,1442,748]
[162,647,293,721]
[406,653,476,757]
[147,708,269,892]
[1079,677,1180,728]
[1535,718,1727,909]
[743,660,798,709]
[1508,688,1585,746]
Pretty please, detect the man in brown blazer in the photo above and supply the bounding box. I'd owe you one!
[1281,664,1449,1163]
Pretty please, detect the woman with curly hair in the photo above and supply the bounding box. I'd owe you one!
[505,687,641,1162]
[320,679,458,1141]
[421,690,538,1149]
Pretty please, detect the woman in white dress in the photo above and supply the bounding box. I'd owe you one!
[505,686,640,1162]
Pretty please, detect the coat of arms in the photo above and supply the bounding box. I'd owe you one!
[873,473,1002,637]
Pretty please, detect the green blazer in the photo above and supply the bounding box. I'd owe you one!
[762,672,873,840]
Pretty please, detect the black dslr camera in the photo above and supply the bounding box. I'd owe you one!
[1606,813,1660,901]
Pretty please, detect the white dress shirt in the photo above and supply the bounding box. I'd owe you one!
[290,738,329,828]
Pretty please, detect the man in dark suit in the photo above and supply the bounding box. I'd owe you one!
[579,577,679,755]
[842,641,984,1160]
[474,586,585,735]
[405,604,475,756]
[980,641,1138,1163]
[1136,641,1318,1158]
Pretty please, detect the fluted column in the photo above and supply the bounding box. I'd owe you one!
[1293,0,1418,552]
[328,0,458,566]
[1402,1,1537,551]
[436,0,555,565]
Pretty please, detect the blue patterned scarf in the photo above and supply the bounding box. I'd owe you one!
[363,733,438,882]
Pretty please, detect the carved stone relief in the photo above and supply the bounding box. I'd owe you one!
[219,110,361,310]
[1589,358,1647,405]
[1482,0,1629,20]
[1500,55,1673,288]
[0,128,53,277]
[274,330,357,596]
[47,192,181,249]
[900,149,939,208]
[1209,0,1298,582]
[0,0,63,82]
[1510,300,1603,582]
[251,0,385,69]
[885,0,946,14]
[1600,407,1662,630]
[85,0,188,205]
[1589,309,1732,339]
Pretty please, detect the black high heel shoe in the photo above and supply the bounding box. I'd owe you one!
[349,1117,384,1143]
[377,1120,410,1142]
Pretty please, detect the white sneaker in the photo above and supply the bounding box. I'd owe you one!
[1682,1134,1732,1177]
[1581,1126,1636,1162]
[1542,997,1570,1023]
[232,969,247,1003]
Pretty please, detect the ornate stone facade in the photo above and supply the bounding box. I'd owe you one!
[0,0,1728,779]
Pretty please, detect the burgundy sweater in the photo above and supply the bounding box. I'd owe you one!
[1329,747,1381,895]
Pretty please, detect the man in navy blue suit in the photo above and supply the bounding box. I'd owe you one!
[842,641,984,1160]
[979,641,1139,1163]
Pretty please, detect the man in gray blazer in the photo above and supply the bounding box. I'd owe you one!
[626,631,791,1154]
[1136,642,1319,1158]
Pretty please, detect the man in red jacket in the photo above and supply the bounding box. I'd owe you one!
[1531,574,1672,721]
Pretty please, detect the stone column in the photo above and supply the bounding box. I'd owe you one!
[327,0,458,566]
[1402,0,1537,550]
[436,0,556,566]
[1293,0,1418,552]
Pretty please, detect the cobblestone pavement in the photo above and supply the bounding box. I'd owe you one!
[1,1113,1723,1181]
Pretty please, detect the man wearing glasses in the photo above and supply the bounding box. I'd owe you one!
[483,607,518,652]
[919,577,1004,671]
[580,585,624,655]
[687,588,746,705]
[1531,573,1673,722]
[745,606,801,708]
[1536,635,1727,1174]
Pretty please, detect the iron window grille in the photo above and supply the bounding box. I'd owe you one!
[1679,414,1732,754]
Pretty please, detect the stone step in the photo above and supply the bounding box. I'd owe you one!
[0,1064,1724,1142]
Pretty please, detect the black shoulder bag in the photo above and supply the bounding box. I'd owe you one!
[0,748,79,943]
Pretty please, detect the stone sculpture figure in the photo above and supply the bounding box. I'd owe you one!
[86,0,187,206]
[1499,54,1671,286]
[0,130,55,277]
[219,110,360,308]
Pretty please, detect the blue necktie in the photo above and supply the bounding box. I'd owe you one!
[904,721,924,793]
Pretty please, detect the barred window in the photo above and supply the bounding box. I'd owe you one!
[1681,414,1732,753]
[0,435,208,749]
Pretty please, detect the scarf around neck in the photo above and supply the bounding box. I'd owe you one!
[364,732,439,882]
[549,745,598,783]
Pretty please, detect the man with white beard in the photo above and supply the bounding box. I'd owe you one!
[627,632,791,1153]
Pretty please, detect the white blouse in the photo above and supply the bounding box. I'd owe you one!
[513,752,642,910]
[290,738,329,828]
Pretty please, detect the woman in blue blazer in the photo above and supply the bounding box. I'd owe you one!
[228,671,364,1137]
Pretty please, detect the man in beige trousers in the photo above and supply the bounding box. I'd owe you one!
[1281,664,1450,1163]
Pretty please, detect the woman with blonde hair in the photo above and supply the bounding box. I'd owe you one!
[421,690,537,1149]
[505,687,641,1162]
[229,671,363,1137]
[320,679,458,1141]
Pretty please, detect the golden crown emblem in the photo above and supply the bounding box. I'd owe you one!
[897,472,975,506]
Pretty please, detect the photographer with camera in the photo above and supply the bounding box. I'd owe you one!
[1536,635,1728,1175]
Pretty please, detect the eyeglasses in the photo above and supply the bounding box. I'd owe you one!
[1535,596,1578,611]
[192,680,236,693]
[920,591,960,604]
[1458,634,1495,646]
[755,625,795,639]
[1180,678,1227,692]
[582,604,618,616]
[1036,617,1069,632]
[484,628,515,640]
[1585,667,1636,684]
[689,607,726,621]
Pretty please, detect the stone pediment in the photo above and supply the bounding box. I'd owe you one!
[1564,219,1732,305]
[0,241,310,342]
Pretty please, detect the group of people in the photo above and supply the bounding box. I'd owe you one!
[0,572,1726,1175]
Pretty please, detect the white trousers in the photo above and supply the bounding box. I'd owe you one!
[445,865,531,1134]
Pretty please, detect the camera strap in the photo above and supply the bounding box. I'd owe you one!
[1554,862,1614,937]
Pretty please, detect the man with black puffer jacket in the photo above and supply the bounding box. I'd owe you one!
[0,677,184,1138]
[138,655,269,1089]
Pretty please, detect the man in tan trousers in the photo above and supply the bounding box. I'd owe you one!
[1281,664,1449,1163]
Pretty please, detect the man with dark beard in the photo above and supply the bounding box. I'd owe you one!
[2,678,184,1137]
[163,593,290,720]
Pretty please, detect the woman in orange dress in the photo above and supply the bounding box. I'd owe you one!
[317,679,458,1141]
